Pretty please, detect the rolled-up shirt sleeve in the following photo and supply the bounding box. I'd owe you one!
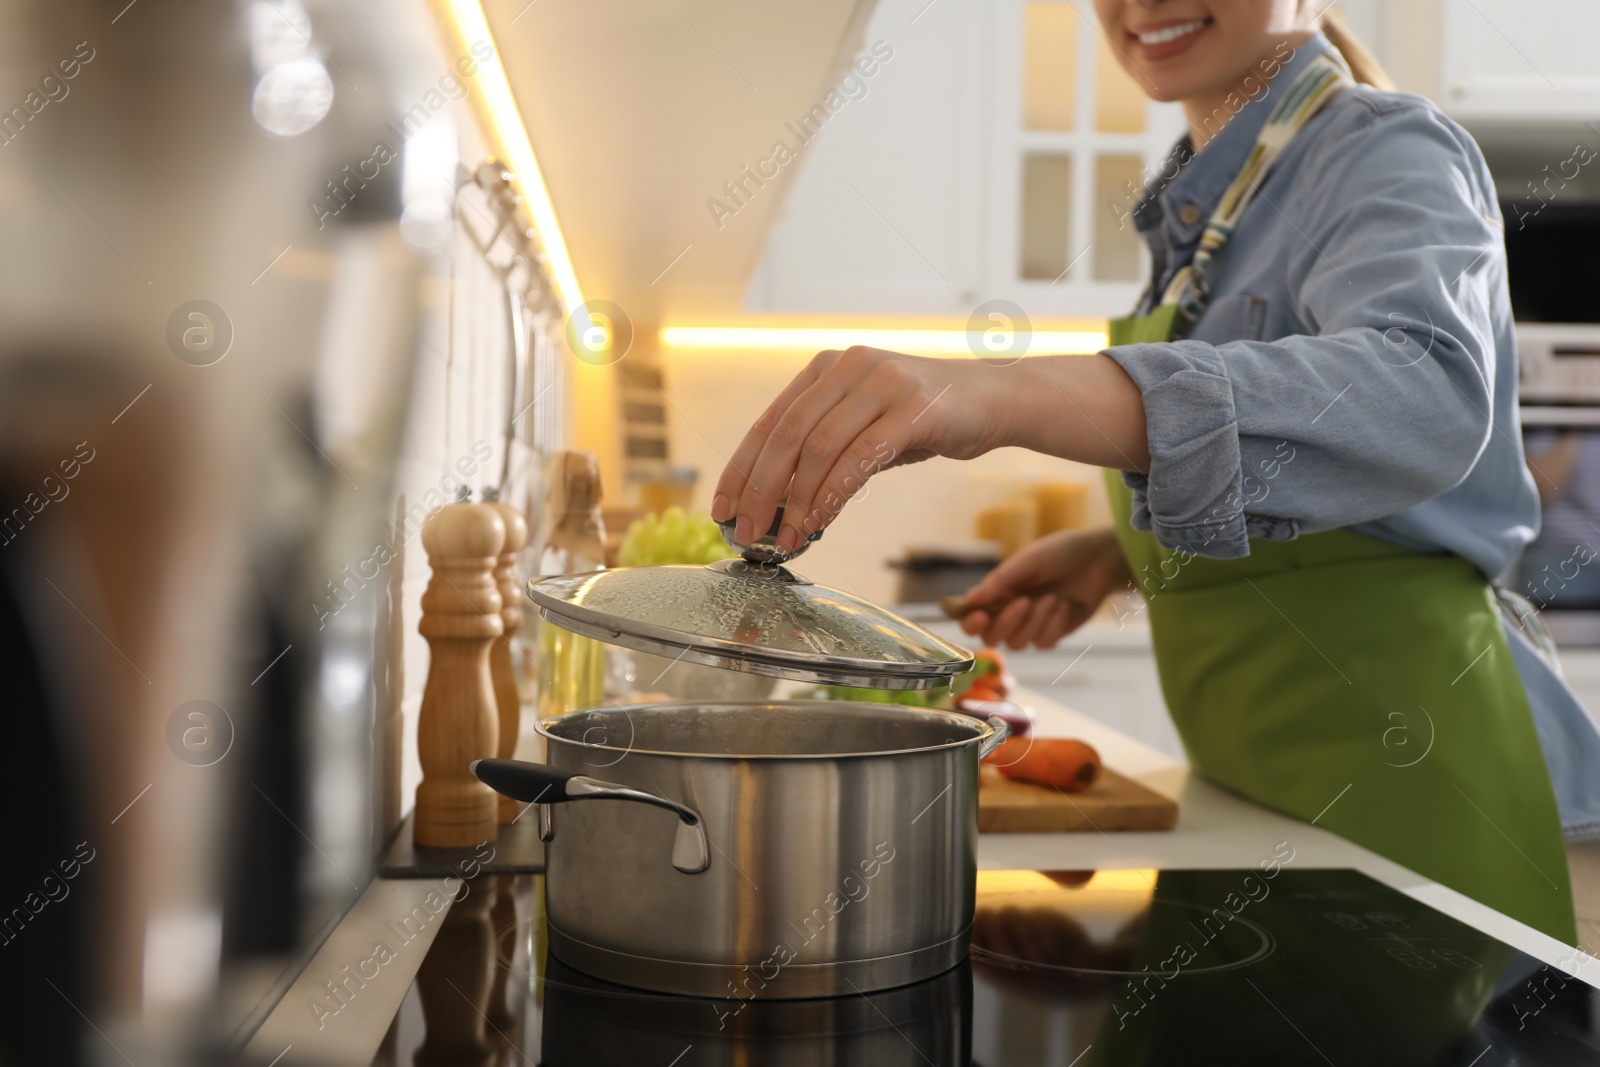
[1106,99,1503,558]
[1114,356,1253,557]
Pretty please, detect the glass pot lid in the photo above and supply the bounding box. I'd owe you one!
[527,559,974,690]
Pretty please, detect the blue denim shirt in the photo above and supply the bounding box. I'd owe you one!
[1106,33,1600,840]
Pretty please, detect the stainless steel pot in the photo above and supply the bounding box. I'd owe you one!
[473,700,1006,999]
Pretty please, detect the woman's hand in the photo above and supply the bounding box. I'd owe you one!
[709,346,1148,556]
[709,347,1011,555]
[958,527,1130,650]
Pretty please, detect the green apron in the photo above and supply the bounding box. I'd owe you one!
[1104,53,1576,945]
[1103,462,1574,944]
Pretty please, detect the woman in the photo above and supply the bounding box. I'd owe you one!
[711,1,1600,945]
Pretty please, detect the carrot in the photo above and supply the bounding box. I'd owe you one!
[965,679,1004,703]
[983,738,1101,792]
[953,648,1011,701]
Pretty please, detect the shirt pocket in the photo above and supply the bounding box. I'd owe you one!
[1193,292,1269,344]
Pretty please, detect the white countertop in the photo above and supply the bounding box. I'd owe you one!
[994,681,1600,986]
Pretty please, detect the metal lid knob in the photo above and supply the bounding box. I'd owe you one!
[715,501,823,565]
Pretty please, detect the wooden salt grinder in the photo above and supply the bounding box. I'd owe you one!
[487,501,528,823]
[414,503,505,848]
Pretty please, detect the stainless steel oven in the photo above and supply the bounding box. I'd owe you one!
[1495,147,1600,639]
[1515,327,1600,644]
[1502,177,1600,643]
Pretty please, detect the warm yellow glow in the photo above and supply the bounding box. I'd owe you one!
[659,327,1109,356]
[1083,869,1161,894]
[976,869,1160,895]
[434,0,586,320]
[976,870,1073,895]
[570,359,622,498]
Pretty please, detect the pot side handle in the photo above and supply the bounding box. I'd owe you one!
[471,759,711,874]
[978,716,1010,760]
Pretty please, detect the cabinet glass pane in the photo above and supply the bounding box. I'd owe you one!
[1094,34,1146,132]
[1093,154,1145,281]
[1023,3,1077,131]
[1020,153,1072,280]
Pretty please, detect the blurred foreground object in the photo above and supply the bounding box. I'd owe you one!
[486,500,528,824]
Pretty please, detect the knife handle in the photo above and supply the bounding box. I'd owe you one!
[940,592,1014,620]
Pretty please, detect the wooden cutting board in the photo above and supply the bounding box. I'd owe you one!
[978,764,1178,833]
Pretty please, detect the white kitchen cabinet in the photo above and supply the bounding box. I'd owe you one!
[1278,1,1600,127]
[1439,0,1600,122]
[981,1,1186,318]
[743,0,990,313]
[745,0,1185,320]
[747,0,1600,322]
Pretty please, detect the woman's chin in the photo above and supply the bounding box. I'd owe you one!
[1133,74,1201,105]
[1125,46,1234,107]
[1141,84,1188,105]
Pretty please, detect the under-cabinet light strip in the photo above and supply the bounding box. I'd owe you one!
[437,0,585,319]
[659,326,1109,356]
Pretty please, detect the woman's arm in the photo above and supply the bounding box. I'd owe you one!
[710,348,1148,556]
[715,100,1506,559]
[1103,99,1513,557]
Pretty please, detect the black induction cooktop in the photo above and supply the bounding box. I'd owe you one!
[372,868,1600,1066]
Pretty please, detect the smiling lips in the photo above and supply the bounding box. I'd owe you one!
[1130,16,1212,60]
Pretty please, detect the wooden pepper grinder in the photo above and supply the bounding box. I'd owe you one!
[414,501,505,847]
[485,496,528,823]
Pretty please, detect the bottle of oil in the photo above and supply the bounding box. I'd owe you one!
[535,452,608,725]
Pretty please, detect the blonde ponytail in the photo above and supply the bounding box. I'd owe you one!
[1320,7,1395,90]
